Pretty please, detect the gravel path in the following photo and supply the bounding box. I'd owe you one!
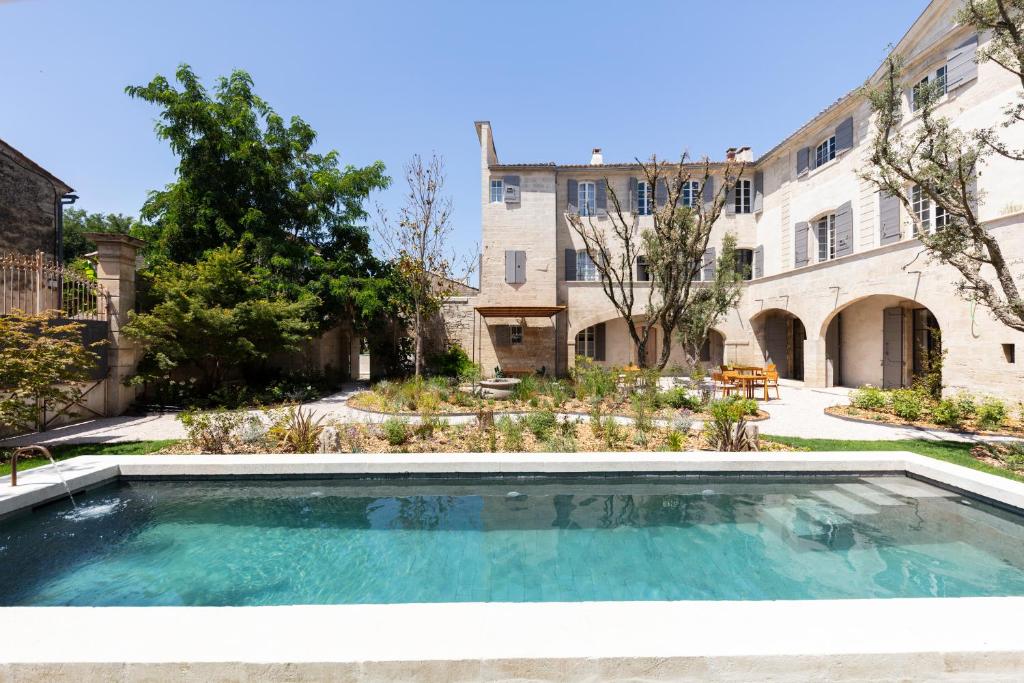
[1,381,1013,447]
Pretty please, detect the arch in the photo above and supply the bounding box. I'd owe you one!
[568,314,729,369]
[818,293,942,389]
[748,307,808,380]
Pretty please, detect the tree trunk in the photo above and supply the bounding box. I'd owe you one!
[414,301,422,378]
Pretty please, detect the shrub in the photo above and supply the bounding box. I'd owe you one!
[661,387,701,411]
[724,396,759,417]
[673,410,695,436]
[851,386,888,411]
[703,399,758,452]
[382,418,410,446]
[415,415,446,439]
[523,410,557,439]
[931,398,965,428]
[543,433,578,453]
[427,343,477,379]
[890,389,924,421]
[602,417,623,450]
[631,395,654,434]
[178,409,243,453]
[977,398,1007,430]
[497,416,525,451]
[665,430,686,452]
[273,406,326,453]
[573,357,616,400]
[955,393,977,419]
[511,374,539,402]
[589,402,605,439]
[976,441,1024,471]
[545,380,571,408]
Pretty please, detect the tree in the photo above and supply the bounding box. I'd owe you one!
[863,0,1024,332]
[62,209,135,263]
[126,65,390,330]
[0,310,102,432]
[374,153,472,377]
[124,247,314,392]
[565,155,743,369]
[675,232,745,365]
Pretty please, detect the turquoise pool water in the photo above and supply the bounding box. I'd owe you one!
[3,475,1024,606]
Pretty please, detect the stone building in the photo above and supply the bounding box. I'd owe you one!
[0,138,75,261]
[449,0,1024,398]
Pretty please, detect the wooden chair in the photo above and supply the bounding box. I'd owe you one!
[761,364,781,399]
[711,371,739,398]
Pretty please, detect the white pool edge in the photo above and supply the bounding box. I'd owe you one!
[3,451,1024,681]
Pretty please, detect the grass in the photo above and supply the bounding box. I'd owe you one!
[0,440,178,477]
[764,436,1024,483]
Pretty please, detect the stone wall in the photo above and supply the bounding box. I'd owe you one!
[0,139,72,260]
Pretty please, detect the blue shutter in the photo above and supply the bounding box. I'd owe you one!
[567,179,578,212]
[797,147,810,176]
[835,117,854,154]
[628,176,638,213]
[655,178,668,207]
[503,175,520,188]
[879,191,902,245]
[725,183,735,215]
[595,178,607,213]
[794,222,809,267]
[834,201,854,257]
[703,176,714,207]
[946,34,979,91]
[514,250,526,283]
[703,246,716,281]
[504,251,516,283]
[594,323,606,361]
[753,171,764,213]
[564,249,577,281]
[753,245,764,279]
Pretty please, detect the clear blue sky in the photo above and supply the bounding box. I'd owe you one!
[2,0,927,268]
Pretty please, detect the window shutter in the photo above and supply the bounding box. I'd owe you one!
[703,176,715,207]
[879,191,902,245]
[946,34,979,91]
[725,184,735,215]
[655,178,668,207]
[753,245,764,279]
[504,250,516,283]
[703,246,716,281]
[628,176,638,213]
[595,178,607,213]
[835,116,854,154]
[794,221,809,267]
[503,175,520,189]
[567,179,578,212]
[834,200,854,257]
[564,248,577,281]
[514,250,526,283]
[797,147,810,176]
[594,322,606,361]
[495,325,511,347]
[753,171,764,213]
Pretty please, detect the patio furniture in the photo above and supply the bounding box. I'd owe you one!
[761,364,781,399]
[711,371,739,398]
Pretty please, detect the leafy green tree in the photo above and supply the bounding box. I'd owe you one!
[0,310,103,432]
[125,247,314,391]
[675,232,745,365]
[62,208,135,263]
[126,65,390,330]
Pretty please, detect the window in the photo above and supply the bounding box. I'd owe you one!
[578,181,596,216]
[817,214,836,262]
[636,181,651,216]
[912,309,940,377]
[735,248,754,281]
[1004,343,1016,364]
[910,184,949,235]
[815,136,836,168]
[637,255,650,282]
[510,325,523,345]
[576,250,598,281]
[912,66,948,112]
[734,179,752,214]
[576,326,596,359]
[682,180,700,207]
[490,179,504,203]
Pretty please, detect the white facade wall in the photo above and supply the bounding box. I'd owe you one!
[453,0,1024,398]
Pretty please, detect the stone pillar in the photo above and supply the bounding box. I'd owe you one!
[86,232,145,416]
[802,337,829,388]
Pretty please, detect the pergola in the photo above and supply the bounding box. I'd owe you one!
[472,305,567,378]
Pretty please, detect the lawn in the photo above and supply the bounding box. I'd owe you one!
[0,440,179,477]
[764,436,1024,483]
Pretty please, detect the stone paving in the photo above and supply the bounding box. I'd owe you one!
[0,380,1013,448]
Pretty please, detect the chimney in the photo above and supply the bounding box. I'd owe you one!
[725,147,737,161]
[590,147,603,165]
[735,146,753,163]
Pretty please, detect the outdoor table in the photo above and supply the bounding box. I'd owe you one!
[725,370,769,401]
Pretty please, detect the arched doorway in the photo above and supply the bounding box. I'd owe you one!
[820,295,941,389]
[751,309,807,380]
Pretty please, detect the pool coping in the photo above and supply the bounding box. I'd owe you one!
[4,451,1024,680]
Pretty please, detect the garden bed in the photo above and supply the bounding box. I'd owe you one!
[826,405,1024,437]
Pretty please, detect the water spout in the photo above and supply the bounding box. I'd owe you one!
[9,445,77,508]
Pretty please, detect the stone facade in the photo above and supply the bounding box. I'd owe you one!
[0,138,73,261]
[449,0,1024,398]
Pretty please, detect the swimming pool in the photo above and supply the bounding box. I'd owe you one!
[3,474,1024,606]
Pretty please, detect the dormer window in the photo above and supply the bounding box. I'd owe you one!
[815,136,836,168]
[911,65,948,111]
